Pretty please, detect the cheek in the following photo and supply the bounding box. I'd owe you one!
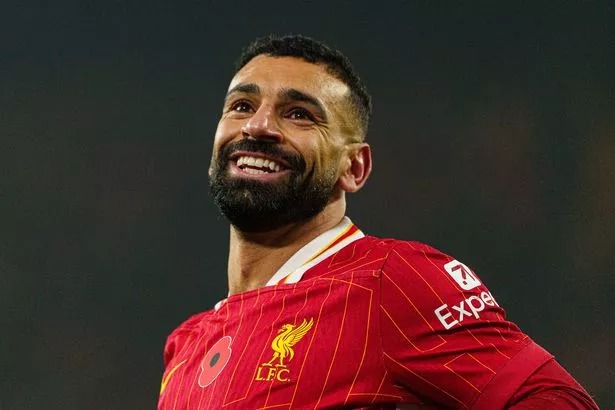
[211,120,239,158]
[210,122,230,166]
[309,146,340,178]
[301,140,326,168]
[213,120,231,147]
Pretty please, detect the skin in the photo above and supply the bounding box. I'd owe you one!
[210,55,372,294]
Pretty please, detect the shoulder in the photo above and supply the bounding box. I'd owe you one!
[348,235,424,259]
[360,236,447,256]
[374,237,491,308]
[169,310,212,336]
[163,309,213,365]
[360,236,458,274]
[351,236,476,292]
[376,238,503,331]
[347,236,462,278]
[384,238,452,261]
[378,238,473,285]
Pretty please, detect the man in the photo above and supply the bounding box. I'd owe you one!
[158,35,598,409]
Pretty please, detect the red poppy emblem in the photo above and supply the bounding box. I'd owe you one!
[198,336,232,387]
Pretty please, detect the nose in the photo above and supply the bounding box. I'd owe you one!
[241,104,283,143]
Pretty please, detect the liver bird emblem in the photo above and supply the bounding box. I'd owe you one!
[263,318,314,367]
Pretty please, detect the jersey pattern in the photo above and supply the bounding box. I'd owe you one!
[158,236,552,409]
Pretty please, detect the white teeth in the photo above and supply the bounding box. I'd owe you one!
[244,168,266,175]
[236,156,282,172]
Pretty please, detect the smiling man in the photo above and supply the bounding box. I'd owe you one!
[158,35,598,409]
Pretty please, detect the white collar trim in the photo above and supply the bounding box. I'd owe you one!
[214,217,364,311]
[265,216,364,286]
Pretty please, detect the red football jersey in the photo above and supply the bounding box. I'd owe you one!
[158,218,555,409]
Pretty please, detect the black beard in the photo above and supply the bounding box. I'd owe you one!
[209,139,337,232]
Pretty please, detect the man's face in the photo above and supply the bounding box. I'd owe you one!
[209,55,357,232]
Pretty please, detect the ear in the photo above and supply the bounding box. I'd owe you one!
[338,143,372,193]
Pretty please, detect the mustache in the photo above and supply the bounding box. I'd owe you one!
[218,139,305,171]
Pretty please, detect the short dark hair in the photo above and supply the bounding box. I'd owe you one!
[235,34,371,140]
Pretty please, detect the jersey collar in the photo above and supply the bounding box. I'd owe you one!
[214,217,364,311]
[265,216,364,286]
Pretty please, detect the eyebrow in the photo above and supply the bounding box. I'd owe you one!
[225,83,260,100]
[225,83,328,121]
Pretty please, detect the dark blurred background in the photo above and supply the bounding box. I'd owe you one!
[1,1,613,408]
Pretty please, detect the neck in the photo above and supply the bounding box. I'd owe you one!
[227,200,345,295]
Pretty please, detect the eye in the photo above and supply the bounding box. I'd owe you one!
[230,100,253,113]
[287,107,314,122]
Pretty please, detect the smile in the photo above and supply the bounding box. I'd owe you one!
[236,155,282,173]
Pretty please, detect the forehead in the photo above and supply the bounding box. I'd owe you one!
[228,55,350,103]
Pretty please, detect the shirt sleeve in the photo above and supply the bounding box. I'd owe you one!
[378,241,557,409]
[504,359,599,409]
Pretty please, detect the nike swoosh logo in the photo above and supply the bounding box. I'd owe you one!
[160,359,187,395]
